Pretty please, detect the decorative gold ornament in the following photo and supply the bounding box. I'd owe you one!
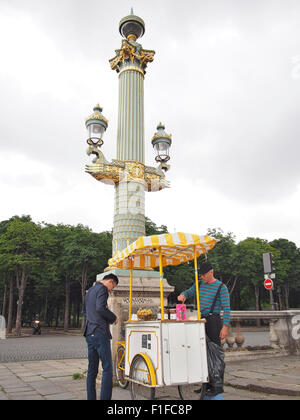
[109,39,155,73]
[125,161,145,180]
[85,159,170,191]
[85,104,109,125]
[127,34,137,41]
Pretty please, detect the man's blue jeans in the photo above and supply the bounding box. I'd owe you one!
[85,331,113,400]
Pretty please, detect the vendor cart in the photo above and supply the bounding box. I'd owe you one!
[109,232,218,400]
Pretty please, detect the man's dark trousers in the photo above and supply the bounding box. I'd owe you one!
[86,331,113,400]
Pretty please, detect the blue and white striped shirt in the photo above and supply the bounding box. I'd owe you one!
[183,280,231,326]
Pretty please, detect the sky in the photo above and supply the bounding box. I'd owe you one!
[0,0,300,247]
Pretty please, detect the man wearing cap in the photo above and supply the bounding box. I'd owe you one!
[178,261,230,344]
[178,261,230,400]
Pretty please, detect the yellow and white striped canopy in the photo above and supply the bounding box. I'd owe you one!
[108,232,218,270]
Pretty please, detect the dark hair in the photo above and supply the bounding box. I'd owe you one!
[103,273,119,285]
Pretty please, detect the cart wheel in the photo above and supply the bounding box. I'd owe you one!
[178,383,207,400]
[129,354,156,400]
[115,345,129,389]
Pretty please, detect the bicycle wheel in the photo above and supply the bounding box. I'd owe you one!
[115,345,129,389]
[178,382,207,400]
[129,354,156,400]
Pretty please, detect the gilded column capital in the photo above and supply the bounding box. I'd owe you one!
[109,38,155,74]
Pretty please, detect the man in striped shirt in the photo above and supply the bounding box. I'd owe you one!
[177,261,231,344]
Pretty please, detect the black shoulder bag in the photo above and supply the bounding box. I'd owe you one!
[204,283,223,346]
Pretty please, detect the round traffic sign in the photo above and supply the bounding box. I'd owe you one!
[264,278,273,290]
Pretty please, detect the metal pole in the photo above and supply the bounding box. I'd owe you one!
[193,246,201,320]
[266,272,276,311]
[128,258,133,321]
[159,248,165,321]
[270,289,276,311]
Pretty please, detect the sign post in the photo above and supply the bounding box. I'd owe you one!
[263,253,277,311]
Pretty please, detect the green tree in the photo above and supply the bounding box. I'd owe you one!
[269,239,300,308]
[34,223,65,325]
[0,216,43,335]
[232,238,280,314]
[206,228,236,288]
[145,217,168,236]
[62,225,112,329]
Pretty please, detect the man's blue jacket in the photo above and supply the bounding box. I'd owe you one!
[83,282,116,339]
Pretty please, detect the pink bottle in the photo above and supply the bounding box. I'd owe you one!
[176,304,186,321]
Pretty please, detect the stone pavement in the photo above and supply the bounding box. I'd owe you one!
[0,355,299,400]
[0,359,88,400]
[225,355,300,397]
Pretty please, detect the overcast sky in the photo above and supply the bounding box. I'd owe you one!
[0,0,300,247]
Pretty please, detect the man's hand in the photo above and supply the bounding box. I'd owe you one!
[177,294,186,303]
[219,325,228,340]
[114,316,119,325]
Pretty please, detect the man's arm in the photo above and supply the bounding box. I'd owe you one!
[96,288,117,324]
[178,284,196,302]
[220,285,231,326]
[219,284,231,340]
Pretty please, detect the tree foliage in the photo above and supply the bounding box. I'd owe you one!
[0,215,299,333]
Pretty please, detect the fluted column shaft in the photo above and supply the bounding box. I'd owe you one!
[113,64,146,255]
[110,33,155,256]
[117,65,145,163]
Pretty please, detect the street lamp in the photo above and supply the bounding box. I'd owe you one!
[85,11,172,255]
[119,9,145,40]
[85,104,108,147]
[151,122,172,165]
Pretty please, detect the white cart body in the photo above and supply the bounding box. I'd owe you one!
[125,320,208,386]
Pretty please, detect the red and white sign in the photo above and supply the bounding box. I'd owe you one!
[264,278,273,290]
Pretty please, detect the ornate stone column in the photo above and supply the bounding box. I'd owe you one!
[110,13,154,255]
[86,10,171,255]
[84,11,175,377]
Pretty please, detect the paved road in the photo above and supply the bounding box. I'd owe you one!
[0,334,87,363]
[240,330,269,347]
[0,331,269,363]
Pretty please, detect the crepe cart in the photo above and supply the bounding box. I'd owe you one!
[109,232,218,400]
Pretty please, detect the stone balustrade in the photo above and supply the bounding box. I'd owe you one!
[221,310,300,355]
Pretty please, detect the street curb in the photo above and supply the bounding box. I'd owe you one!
[225,348,288,362]
[224,380,300,397]
[249,382,300,397]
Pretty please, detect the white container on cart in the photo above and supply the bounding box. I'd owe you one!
[125,320,208,387]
